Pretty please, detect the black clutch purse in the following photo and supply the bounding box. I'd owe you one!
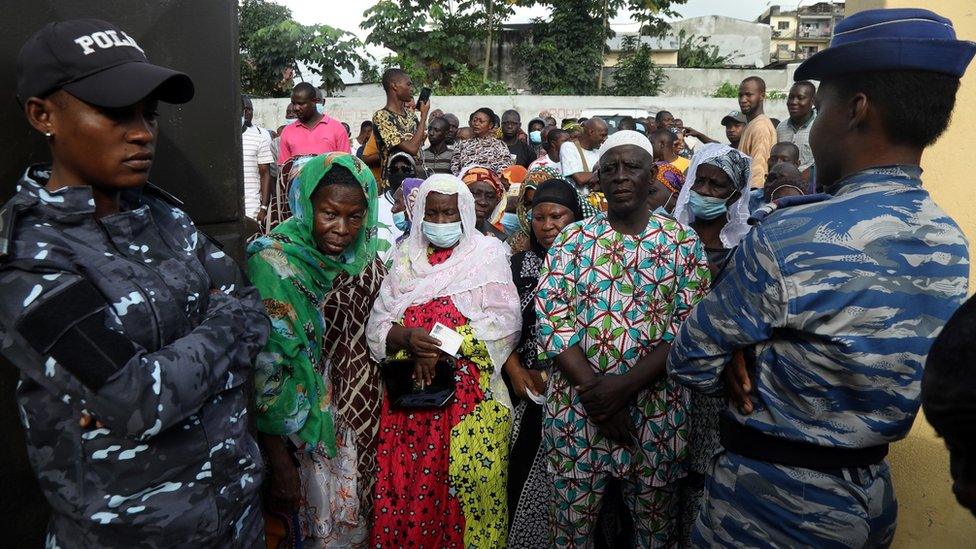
[381,356,457,409]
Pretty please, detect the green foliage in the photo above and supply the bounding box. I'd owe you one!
[377,54,511,95]
[515,2,604,95]
[239,0,371,97]
[713,81,788,99]
[712,81,739,98]
[676,29,735,68]
[447,65,512,95]
[239,0,289,39]
[361,0,514,90]
[609,35,667,96]
[515,0,687,95]
[359,64,381,85]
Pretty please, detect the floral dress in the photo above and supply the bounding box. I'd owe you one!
[292,258,386,546]
[371,247,512,548]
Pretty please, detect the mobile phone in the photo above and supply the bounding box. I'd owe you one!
[417,87,432,106]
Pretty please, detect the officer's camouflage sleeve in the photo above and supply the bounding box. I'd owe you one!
[193,229,270,363]
[0,262,261,440]
[667,226,787,393]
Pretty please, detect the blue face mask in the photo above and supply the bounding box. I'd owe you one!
[392,210,409,232]
[500,212,521,235]
[689,190,729,221]
[315,102,324,115]
[652,192,675,218]
[422,220,463,248]
[529,130,542,144]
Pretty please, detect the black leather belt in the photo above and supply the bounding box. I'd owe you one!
[720,414,888,474]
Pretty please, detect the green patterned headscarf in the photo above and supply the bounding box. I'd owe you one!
[247,153,380,456]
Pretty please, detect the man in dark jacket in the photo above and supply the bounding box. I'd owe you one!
[0,19,270,547]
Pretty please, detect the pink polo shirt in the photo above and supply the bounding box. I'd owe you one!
[277,114,351,164]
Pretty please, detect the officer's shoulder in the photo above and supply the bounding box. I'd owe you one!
[142,183,184,208]
[0,191,42,261]
[748,193,831,227]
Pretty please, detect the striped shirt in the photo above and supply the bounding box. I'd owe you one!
[776,113,816,172]
[421,146,454,175]
[242,125,274,219]
[669,165,969,448]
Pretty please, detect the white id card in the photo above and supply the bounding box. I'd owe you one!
[430,322,463,357]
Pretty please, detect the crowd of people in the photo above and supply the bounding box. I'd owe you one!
[3,9,976,549]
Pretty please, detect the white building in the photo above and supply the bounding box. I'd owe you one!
[670,15,772,68]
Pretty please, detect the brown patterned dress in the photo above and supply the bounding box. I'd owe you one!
[321,257,387,536]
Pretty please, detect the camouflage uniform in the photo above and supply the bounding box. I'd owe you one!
[0,165,270,547]
[668,166,969,547]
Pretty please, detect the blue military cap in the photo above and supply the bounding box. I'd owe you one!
[795,8,976,81]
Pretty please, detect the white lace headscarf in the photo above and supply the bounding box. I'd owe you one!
[366,173,521,409]
[673,143,753,248]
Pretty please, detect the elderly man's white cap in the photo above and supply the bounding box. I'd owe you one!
[599,130,655,160]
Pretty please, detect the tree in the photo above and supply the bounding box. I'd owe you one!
[515,0,687,95]
[609,35,667,96]
[239,0,372,97]
[676,29,735,68]
[361,0,515,90]
[515,3,604,95]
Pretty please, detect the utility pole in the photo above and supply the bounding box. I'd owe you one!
[596,0,608,91]
[483,0,494,81]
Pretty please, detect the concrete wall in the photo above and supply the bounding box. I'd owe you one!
[659,68,789,96]
[671,15,772,67]
[253,95,788,146]
[286,68,790,106]
[848,1,976,547]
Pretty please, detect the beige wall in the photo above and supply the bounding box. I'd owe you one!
[846,1,976,547]
[602,51,678,68]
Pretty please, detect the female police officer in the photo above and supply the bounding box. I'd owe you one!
[0,20,269,547]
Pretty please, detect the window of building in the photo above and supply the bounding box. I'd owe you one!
[777,21,790,30]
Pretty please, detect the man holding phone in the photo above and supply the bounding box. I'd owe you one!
[372,68,431,190]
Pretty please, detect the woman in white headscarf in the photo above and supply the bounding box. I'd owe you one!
[366,174,521,547]
[670,142,752,547]
[673,142,753,278]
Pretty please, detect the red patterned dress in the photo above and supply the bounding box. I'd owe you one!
[371,247,511,548]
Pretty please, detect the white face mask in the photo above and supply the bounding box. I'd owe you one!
[422,220,463,248]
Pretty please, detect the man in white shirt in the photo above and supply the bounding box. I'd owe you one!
[559,117,608,193]
[241,96,274,224]
[528,127,570,175]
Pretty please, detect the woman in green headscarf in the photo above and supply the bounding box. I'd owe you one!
[248,152,386,547]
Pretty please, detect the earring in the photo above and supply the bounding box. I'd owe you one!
[44,131,53,138]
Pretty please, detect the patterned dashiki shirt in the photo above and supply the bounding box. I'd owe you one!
[536,213,710,486]
[372,108,419,189]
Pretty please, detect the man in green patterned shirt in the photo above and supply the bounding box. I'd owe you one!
[537,130,710,547]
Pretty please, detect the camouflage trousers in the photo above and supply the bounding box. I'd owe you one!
[692,452,897,548]
[553,474,678,548]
